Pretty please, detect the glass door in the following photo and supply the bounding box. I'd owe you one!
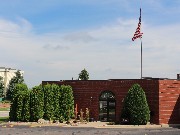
[99,101,108,121]
[99,91,116,122]
[108,100,116,122]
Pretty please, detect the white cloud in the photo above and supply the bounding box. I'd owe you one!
[0,17,179,87]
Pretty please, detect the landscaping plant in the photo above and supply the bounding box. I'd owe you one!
[59,85,74,121]
[0,76,4,98]
[9,83,74,123]
[30,85,44,122]
[6,70,24,100]
[43,84,54,120]
[9,83,30,121]
[121,83,150,125]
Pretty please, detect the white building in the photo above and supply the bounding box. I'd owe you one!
[0,67,24,97]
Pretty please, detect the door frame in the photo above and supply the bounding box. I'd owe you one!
[99,91,116,122]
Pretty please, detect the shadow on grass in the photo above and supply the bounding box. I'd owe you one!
[0,117,9,123]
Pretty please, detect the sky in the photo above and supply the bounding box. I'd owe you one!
[0,0,180,88]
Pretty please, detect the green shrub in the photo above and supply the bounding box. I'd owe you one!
[43,84,54,120]
[6,70,24,100]
[30,85,44,122]
[51,84,61,120]
[19,90,30,122]
[9,83,30,121]
[59,85,74,121]
[121,84,150,125]
[9,83,74,123]
[0,76,4,97]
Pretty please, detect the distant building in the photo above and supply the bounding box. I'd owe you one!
[0,67,24,97]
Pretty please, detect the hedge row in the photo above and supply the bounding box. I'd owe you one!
[9,83,74,122]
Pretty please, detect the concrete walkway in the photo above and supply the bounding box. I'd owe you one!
[0,112,180,129]
[0,111,9,117]
[1,121,179,129]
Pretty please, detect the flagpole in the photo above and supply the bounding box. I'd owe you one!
[132,8,143,79]
[140,8,142,79]
[140,38,142,79]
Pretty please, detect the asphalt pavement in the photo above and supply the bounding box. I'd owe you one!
[1,111,180,135]
[0,126,180,135]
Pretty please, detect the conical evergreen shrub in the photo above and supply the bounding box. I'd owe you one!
[43,84,54,120]
[9,83,30,122]
[30,85,44,122]
[59,85,74,121]
[121,84,150,125]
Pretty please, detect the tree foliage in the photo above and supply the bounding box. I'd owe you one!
[30,85,44,122]
[6,70,24,100]
[43,84,54,120]
[121,84,150,125]
[9,83,30,122]
[78,68,89,80]
[59,85,74,121]
[43,84,74,121]
[9,83,74,122]
[0,76,4,97]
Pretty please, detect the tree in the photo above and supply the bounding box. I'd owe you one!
[9,83,30,122]
[78,68,89,80]
[0,76,4,97]
[59,85,74,121]
[43,84,54,120]
[6,70,24,100]
[30,85,44,122]
[121,84,150,125]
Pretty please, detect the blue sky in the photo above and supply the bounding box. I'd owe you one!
[0,0,180,87]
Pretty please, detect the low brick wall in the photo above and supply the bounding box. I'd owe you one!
[159,80,180,124]
[43,79,160,124]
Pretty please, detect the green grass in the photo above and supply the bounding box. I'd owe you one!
[0,117,9,123]
[0,108,10,111]
[0,100,11,104]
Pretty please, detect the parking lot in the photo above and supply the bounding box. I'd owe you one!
[1,126,180,135]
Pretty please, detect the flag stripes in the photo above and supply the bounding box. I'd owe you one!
[132,8,143,41]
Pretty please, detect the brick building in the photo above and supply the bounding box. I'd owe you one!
[42,78,180,124]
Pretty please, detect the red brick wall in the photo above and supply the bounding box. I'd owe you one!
[42,79,160,124]
[159,80,180,124]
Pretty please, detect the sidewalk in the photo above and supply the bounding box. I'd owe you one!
[1,121,179,129]
[66,122,162,128]
[0,111,9,117]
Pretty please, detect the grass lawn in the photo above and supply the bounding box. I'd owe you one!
[0,108,10,111]
[0,117,9,123]
[0,101,10,111]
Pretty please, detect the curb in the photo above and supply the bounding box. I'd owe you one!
[161,124,180,128]
[1,122,180,128]
[96,125,162,128]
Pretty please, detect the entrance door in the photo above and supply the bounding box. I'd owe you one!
[99,91,116,122]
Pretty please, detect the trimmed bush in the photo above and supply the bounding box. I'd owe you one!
[9,83,74,123]
[21,90,30,122]
[30,85,44,122]
[9,83,30,121]
[51,84,61,120]
[121,84,150,125]
[43,84,54,120]
[59,85,74,121]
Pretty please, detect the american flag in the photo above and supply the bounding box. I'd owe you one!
[132,8,143,41]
